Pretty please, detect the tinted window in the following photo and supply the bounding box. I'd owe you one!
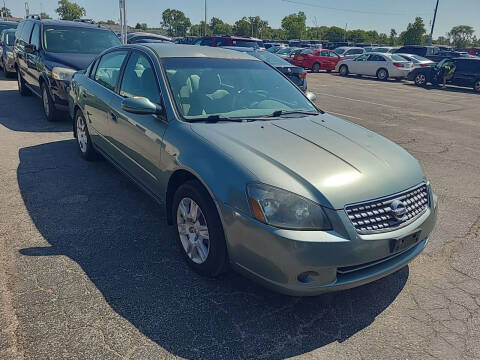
[200,39,212,46]
[15,22,24,40]
[30,24,41,49]
[163,58,317,120]
[5,31,16,46]
[94,51,128,91]
[355,54,369,61]
[320,51,329,57]
[369,55,385,61]
[456,60,479,72]
[43,26,121,54]
[22,21,34,43]
[215,38,227,46]
[0,23,17,33]
[120,52,160,104]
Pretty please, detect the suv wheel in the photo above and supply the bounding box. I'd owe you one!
[414,73,427,87]
[377,68,389,81]
[474,80,480,93]
[173,180,228,277]
[17,70,31,96]
[41,83,60,122]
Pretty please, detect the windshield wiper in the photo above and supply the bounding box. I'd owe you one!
[187,115,247,123]
[270,110,320,117]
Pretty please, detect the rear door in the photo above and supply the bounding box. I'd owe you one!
[108,50,168,196]
[87,50,129,155]
[367,54,387,76]
[451,60,477,87]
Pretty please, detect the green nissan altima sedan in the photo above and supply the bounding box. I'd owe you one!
[68,44,437,296]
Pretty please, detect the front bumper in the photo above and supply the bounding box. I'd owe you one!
[220,194,437,296]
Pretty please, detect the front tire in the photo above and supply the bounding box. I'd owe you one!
[377,68,389,81]
[75,111,97,161]
[41,83,60,122]
[17,70,31,96]
[474,79,480,93]
[173,180,228,277]
[339,65,349,77]
[414,73,427,87]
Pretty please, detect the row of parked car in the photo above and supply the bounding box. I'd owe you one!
[1,17,439,296]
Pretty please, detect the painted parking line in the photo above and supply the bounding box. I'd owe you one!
[316,92,399,109]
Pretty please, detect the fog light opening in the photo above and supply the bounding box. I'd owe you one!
[297,271,319,284]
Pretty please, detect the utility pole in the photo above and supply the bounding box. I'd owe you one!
[119,0,127,45]
[428,0,440,45]
[344,23,347,42]
[1,0,5,20]
[25,2,29,18]
[204,0,207,36]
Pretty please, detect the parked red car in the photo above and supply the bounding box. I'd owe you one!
[291,49,344,72]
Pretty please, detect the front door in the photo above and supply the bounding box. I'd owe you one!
[108,51,168,197]
[25,23,41,93]
[349,54,369,73]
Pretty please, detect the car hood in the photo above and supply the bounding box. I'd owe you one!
[192,113,425,209]
[44,52,97,70]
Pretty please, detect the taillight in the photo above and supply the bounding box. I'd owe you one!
[299,72,307,79]
[393,62,405,68]
[420,63,428,67]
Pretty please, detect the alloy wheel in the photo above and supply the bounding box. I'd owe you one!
[76,114,88,154]
[415,74,426,86]
[475,80,480,93]
[177,197,210,264]
[378,69,388,80]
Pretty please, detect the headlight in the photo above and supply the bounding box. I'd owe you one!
[247,183,332,230]
[52,67,76,81]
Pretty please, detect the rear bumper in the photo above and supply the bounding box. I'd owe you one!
[220,194,437,296]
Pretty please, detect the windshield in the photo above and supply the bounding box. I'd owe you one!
[43,26,121,54]
[5,31,15,46]
[232,40,258,48]
[251,50,292,67]
[163,58,317,121]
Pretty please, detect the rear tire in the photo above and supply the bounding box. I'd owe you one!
[339,65,349,76]
[17,70,31,96]
[75,110,97,161]
[312,63,320,73]
[173,180,228,277]
[41,83,60,122]
[377,68,389,81]
[414,73,427,87]
[474,79,480,93]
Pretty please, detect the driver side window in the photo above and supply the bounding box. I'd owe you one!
[355,54,369,61]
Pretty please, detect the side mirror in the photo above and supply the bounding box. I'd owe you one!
[25,44,36,54]
[306,91,317,102]
[121,97,163,115]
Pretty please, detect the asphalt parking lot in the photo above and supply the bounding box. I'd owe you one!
[0,71,479,360]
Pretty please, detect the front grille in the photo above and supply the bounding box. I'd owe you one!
[345,183,429,234]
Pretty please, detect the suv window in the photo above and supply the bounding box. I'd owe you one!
[120,52,160,104]
[21,21,33,44]
[94,51,128,91]
[30,24,41,49]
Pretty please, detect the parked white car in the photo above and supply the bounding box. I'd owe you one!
[336,52,414,80]
[396,53,435,68]
[333,46,365,59]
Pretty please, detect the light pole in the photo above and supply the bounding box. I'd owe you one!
[428,0,440,45]
[204,0,207,36]
[119,0,127,45]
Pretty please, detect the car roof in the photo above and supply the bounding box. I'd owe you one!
[22,19,110,30]
[142,43,259,60]
[128,32,171,40]
[202,35,256,41]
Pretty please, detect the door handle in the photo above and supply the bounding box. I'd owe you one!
[110,113,118,122]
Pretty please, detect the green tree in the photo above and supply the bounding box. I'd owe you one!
[233,17,251,37]
[40,12,52,19]
[161,9,191,37]
[99,20,117,25]
[378,33,389,45]
[281,12,306,39]
[347,29,369,43]
[135,23,148,30]
[209,17,224,31]
[55,0,86,21]
[324,26,345,42]
[434,36,450,45]
[213,23,233,36]
[447,25,475,48]
[306,26,328,40]
[399,17,426,45]
[389,29,397,46]
[1,6,12,17]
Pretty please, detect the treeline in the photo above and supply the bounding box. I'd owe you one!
[161,9,479,48]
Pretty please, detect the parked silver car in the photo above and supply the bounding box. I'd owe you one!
[333,46,366,59]
[69,44,437,296]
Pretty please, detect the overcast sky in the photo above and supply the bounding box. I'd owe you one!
[6,0,479,37]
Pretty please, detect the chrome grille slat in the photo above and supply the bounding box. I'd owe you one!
[345,184,429,234]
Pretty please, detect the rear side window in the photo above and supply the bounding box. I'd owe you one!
[94,51,128,91]
[215,38,227,46]
[320,51,329,56]
[369,55,386,61]
[120,52,160,104]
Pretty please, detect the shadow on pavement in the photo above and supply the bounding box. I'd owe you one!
[403,82,479,95]
[18,139,408,359]
[0,88,72,133]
